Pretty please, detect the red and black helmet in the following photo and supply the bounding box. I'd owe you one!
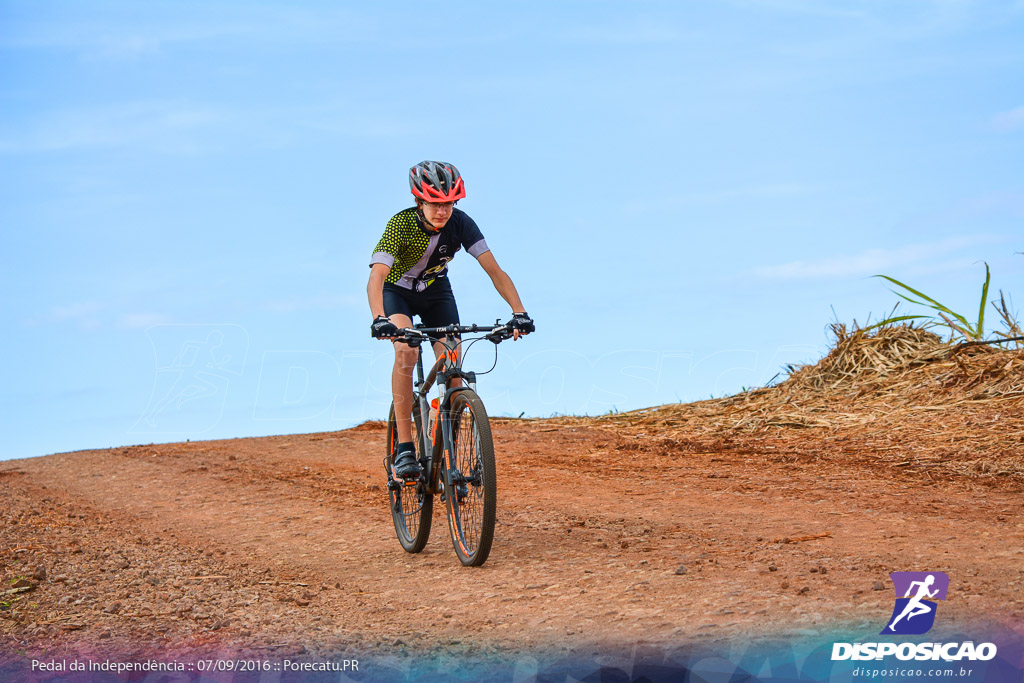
[409,161,466,202]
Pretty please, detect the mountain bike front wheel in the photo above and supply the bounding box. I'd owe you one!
[443,390,496,567]
[387,402,433,553]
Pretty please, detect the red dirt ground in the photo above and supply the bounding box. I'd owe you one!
[2,417,1023,664]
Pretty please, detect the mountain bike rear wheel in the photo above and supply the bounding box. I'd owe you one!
[443,390,496,567]
[387,402,432,553]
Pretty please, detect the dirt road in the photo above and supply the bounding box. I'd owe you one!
[2,419,1023,663]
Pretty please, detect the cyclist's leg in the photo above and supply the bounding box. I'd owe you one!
[383,284,418,444]
[389,313,416,443]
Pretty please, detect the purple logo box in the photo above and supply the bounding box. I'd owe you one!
[890,571,949,600]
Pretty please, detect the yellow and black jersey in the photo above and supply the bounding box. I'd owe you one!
[369,207,489,292]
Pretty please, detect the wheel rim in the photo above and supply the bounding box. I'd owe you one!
[393,483,425,542]
[388,411,419,543]
[389,433,423,543]
[449,404,485,555]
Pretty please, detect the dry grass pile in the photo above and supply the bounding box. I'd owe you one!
[781,323,1024,404]
[784,324,947,393]
[571,324,1024,481]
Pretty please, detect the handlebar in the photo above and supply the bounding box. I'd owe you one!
[392,321,515,345]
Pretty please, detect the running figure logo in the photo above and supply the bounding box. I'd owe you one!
[882,571,949,635]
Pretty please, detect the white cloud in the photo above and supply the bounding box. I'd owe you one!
[0,19,255,60]
[21,303,175,330]
[117,313,175,329]
[294,105,426,139]
[727,0,867,20]
[0,96,425,154]
[753,235,1007,280]
[992,106,1024,133]
[0,101,226,154]
[559,21,685,45]
[688,183,812,204]
[0,7,377,60]
[627,183,812,213]
[22,302,103,330]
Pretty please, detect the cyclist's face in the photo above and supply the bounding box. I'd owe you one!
[419,200,455,228]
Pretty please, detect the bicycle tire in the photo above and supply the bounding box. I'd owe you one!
[387,402,433,553]
[443,390,496,566]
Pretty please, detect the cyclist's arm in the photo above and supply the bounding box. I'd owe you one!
[367,213,405,319]
[367,263,391,319]
[476,251,526,313]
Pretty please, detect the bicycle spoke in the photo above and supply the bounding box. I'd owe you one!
[444,390,495,566]
[387,402,433,553]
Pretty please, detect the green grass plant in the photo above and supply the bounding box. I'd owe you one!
[865,260,1022,348]
[866,262,991,341]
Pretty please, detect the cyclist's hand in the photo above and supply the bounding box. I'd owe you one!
[371,315,399,339]
[507,312,535,340]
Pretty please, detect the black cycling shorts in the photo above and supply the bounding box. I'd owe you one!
[383,279,460,328]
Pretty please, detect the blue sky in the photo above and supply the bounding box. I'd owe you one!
[2,0,1022,461]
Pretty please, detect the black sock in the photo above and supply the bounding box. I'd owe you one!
[397,441,415,455]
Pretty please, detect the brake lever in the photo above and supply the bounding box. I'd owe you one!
[485,326,513,344]
[396,329,426,347]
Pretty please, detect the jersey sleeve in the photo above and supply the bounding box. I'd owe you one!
[459,213,490,259]
[369,214,402,268]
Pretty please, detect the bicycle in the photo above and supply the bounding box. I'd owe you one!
[383,321,514,566]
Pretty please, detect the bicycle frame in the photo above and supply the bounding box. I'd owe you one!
[410,331,479,495]
[385,320,511,565]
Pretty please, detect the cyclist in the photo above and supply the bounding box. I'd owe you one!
[367,161,534,480]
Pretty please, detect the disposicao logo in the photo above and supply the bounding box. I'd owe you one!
[831,571,998,663]
[882,571,949,635]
